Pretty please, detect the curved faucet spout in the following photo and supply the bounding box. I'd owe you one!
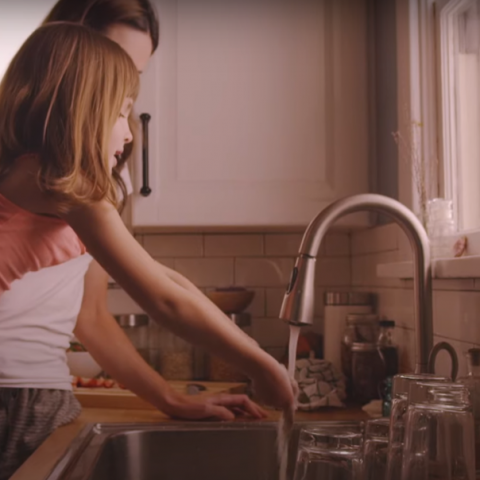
[280,193,433,374]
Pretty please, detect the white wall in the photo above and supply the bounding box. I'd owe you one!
[0,1,58,78]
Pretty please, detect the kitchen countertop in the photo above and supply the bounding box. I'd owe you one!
[11,388,369,480]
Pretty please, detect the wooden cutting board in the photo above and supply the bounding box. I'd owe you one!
[74,381,247,410]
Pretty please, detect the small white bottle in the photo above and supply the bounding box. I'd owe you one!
[323,292,374,374]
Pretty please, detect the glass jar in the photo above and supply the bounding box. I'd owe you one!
[208,313,251,382]
[158,329,194,380]
[341,314,379,385]
[114,314,151,365]
[457,348,480,479]
[401,382,475,480]
[351,342,386,404]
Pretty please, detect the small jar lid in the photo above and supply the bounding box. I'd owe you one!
[324,292,374,306]
[114,314,149,328]
[351,342,378,352]
[379,319,395,328]
[467,348,480,366]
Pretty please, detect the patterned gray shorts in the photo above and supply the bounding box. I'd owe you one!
[0,388,81,480]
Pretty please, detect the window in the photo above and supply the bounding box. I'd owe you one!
[438,0,480,231]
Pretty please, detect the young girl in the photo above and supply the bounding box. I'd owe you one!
[0,20,295,480]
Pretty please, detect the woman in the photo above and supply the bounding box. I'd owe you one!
[0,3,295,478]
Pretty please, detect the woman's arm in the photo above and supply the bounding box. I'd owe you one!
[75,259,267,420]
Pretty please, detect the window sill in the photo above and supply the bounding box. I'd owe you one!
[377,255,480,279]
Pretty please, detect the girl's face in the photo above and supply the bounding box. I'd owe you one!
[109,97,133,170]
[105,23,153,73]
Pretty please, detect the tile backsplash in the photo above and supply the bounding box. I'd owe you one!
[351,223,480,378]
[108,232,352,363]
[108,226,480,379]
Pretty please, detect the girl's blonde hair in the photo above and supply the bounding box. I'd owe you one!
[0,22,139,209]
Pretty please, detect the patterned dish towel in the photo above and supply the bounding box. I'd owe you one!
[295,356,346,410]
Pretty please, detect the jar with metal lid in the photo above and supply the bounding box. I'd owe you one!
[323,292,374,374]
[114,314,151,365]
[341,313,379,380]
[208,313,251,382]
[351,342,386,404]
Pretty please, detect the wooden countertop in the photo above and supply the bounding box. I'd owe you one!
[11,385,369,480]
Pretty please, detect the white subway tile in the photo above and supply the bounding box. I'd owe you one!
[315,258,351,286]
[324,233,350,257]
[235,258,294,287]
[251,318,290,347]
[375,287,415,329]
[154,258,176,269]
[174,258,234,287]
[432,290,480,345]
[264,234,306,256]
[432,279,476,291]
[204,234,263,257]
[244,288,266,317]
[352,251,404,288]
[265,288,286,318]
[143,234,203,257]
[107,289,144,315]
[351,224,398,255]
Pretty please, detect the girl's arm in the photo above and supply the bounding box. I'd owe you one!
[64,201,295,409]
[75,260,266,420]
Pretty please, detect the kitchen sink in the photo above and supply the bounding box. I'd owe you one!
[46,421,362,480]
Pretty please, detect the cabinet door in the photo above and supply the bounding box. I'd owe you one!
[131,0,370,227]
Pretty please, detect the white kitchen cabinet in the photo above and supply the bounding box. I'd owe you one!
[131,0,370,228]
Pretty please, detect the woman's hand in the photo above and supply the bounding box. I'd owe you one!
[250,360,298,411]
[162,393,268,421]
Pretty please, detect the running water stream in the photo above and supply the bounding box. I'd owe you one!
[277,325,301,480]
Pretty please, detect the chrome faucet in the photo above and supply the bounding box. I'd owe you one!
[280,193,437,374]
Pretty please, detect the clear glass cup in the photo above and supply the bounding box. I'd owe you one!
[456,348,480,478]
[293,424,364,480]
[401,382,475,480]
[363,418,390,480]
[386,374,448,480]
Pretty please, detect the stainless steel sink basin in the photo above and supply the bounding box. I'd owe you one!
[47,421,362,480]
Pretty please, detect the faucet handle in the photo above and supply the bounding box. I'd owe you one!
[428,341,459,380]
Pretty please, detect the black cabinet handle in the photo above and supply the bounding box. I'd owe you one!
[139,113,152,197]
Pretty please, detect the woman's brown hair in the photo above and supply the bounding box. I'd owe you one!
[0,22,139,210]
[43,0,160,210]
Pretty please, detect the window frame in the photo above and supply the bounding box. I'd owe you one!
[437,0,480,232]
[396,0,440,221]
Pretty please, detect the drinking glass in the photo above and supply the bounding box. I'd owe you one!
[401,382,475,480]
[386,373,448,480]
[293,424,364,480]
[363,417,390,480]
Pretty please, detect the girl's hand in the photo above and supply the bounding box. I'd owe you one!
[162,393,268,421]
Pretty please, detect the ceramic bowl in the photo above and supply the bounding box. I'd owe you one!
[66,351,102,379]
